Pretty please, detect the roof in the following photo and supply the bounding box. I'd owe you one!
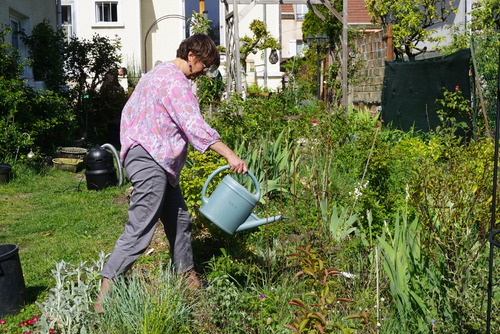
[348,0,373,25]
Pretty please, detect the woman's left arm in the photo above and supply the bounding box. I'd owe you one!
[209,141,247,174]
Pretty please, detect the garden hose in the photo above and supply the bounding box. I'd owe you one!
[101,143,124,186]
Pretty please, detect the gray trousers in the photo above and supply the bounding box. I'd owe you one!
[101,145,194,279]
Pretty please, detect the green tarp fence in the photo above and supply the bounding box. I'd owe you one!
[381,49,471,132]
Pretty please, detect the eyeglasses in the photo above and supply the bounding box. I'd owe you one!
[200,61,219,78]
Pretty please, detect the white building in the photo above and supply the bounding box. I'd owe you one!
[0,0,57,82]
[60,0,186,75]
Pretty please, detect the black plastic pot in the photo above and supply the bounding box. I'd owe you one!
[85,168,117,191]
[84,146,117,191]
[0,244,26,316]
[0,164,12,185]
[84,146,114,171]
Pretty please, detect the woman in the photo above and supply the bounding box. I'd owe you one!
[94,34,247,312]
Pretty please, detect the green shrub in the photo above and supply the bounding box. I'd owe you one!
[0,26,76,161]
[0,78,75,161]
[180,150,226,221]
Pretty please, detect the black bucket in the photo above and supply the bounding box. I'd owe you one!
[0,164,12,185]
[85,146,115,171]
[85,146,117,191]
[85,168,118,191]
[0,244,26,316]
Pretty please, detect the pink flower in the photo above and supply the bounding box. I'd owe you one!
[455,85,460,90]
[0,319,6,325]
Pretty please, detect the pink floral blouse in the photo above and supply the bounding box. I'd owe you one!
[120,61,220,186]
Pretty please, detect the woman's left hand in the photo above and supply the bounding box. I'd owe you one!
[209,141,248,174]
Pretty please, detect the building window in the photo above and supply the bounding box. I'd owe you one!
[95,2,118,23]
[296,4,308,20]
[288,40,305,58]
[10,18,21,50]
[62,5,72,25]
[62,5,73,42]
[296,40,305,57]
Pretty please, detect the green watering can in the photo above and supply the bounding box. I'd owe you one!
[199,165,284,235]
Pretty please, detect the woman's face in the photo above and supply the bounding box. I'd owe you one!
[186,51,208,80]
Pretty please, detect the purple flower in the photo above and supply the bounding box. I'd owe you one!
[259,294,266,300]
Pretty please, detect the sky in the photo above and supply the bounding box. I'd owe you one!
[185,0,220,43]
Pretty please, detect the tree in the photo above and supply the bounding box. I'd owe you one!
[0,26,24,79]
[22,20,66,91]
[64,34,122,98]
[365,0,457,60]
[239,20,280,77]
[64,34,122,137]
[188,11,212,35]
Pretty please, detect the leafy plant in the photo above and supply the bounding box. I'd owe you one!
[377,215,431,332]
[233,129,300,203]
[36,253,107,334]
[285,245,375,333]
[320,202,358,241]
[188,11,212,35]
[180,150,227,220]
[0,26,76,160]
[434,85,472,135]
[197,72,225,109]
[64,34,122,139]
[0,26,24,79]
[238,19,281,90]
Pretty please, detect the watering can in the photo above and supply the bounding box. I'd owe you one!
[200,165,284,235]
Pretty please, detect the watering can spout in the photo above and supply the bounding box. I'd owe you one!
[235,214,286,233]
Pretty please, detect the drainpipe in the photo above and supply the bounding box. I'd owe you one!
[57,0,62,30]
[263,4,268,88]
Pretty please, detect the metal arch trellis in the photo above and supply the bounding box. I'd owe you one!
[221,0,348,105]
[143,14,187,73]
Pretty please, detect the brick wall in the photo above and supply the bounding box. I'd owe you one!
[349,29,389,110]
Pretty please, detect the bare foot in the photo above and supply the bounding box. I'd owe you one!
[94,277,113,313]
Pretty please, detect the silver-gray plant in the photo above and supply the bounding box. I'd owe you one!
[35,252,108,334]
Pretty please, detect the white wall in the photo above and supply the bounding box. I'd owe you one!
[419,0,473,54]
[140,0,186,72]
[67,0,187,74]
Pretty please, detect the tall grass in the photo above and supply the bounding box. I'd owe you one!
[97,263,194,334]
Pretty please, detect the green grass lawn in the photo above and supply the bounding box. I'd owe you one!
[0,166,129,304]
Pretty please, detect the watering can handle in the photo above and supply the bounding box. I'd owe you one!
[201,165,260,205]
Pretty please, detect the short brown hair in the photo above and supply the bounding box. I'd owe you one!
[176,34,220,68]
